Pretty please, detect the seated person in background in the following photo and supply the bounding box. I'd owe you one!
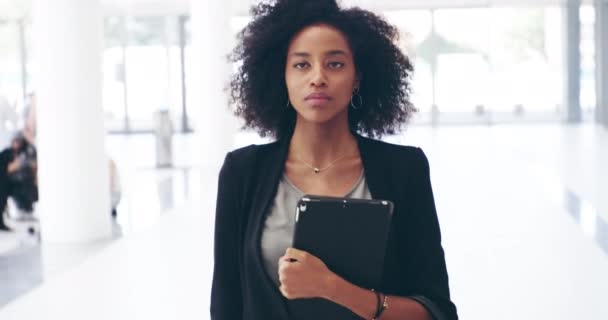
[0,146,13,231]
[0,133,37,231]
[8,133,38,213]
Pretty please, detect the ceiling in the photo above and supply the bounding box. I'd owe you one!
[0,0,598,19]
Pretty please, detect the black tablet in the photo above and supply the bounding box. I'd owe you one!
[288,195,394,320]
[292,195,394,289]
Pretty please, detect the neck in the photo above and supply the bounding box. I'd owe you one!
[289,115,358,165]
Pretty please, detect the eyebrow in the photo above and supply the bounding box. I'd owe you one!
[290,50,348,57]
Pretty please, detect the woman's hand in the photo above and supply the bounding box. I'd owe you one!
[278,248,338,300]
[7,158,20,174]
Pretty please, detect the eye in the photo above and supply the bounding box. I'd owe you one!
[328,61,345,69]
[293,62,309,69]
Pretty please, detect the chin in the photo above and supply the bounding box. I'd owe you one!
[297,108,348,126]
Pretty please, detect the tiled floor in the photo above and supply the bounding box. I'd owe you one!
[0,124,607,319]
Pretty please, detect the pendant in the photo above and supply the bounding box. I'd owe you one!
[314,168,320,174]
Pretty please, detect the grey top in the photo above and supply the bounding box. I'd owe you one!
[261,170,372,286]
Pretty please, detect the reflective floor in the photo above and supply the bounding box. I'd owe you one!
[0,134,202,307]
[0,124,607,319]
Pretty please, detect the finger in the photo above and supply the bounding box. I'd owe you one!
[279,259,298,275]
[285,248,307,261]
[278,259,295,274]
[279,284,290,298]
[278,259,287,273]
[280,285,295,300]
[278,256,296,268]
[280,253,299,263]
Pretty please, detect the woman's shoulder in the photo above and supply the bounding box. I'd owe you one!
[359,135,428,165]
[229,140,280,158]
[224,140,282,170]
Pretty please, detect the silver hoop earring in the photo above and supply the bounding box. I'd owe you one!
[286,99,291,109]
[350,88,363,110]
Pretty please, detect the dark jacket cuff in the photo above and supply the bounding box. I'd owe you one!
[408,295,447,320]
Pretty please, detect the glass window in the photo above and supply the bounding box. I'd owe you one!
[184,16,193,129]
[128,16,166,46]
[384,10,433,117]
[486,7,564,117]
[0,19,22,108]
[103,16,127,131]
[580,4,596,116]
[398,6,566,122]
[434,8,491,116]
[23,18,33,103]
[124,16,182,131]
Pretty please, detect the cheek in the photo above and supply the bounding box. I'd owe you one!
[285,71,301,95]
[335,67,357,91]
[334,77,355,102]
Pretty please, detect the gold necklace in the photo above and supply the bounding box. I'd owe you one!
[294,152,352,174]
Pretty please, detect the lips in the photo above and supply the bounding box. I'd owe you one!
[305,92,331,100]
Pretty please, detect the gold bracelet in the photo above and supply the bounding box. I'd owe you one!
[380,294,389,314]
[374,293,389,319]
[371,290,389,320]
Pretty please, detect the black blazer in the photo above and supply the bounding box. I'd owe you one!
[211,133,458,320]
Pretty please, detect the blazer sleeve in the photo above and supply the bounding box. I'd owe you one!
[406,148,458,320]
[210,152,243,320]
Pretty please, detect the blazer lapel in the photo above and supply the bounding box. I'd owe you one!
[356,134,393,201]
[245,135,291,318]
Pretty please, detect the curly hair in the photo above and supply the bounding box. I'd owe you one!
[228,0,415,139]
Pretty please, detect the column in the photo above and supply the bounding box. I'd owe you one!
[188,3,238,311]
[565,0,583,123]
[189,0,238,170]
[32,0,112,243]
[597,0,608,127]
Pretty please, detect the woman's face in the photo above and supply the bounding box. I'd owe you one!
[285,23,359,125]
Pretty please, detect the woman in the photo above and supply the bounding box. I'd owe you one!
[211,1,458,319]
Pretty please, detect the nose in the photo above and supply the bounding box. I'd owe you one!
[309,66,327,88]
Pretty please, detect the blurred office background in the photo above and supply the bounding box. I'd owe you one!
[0,0,607,319]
